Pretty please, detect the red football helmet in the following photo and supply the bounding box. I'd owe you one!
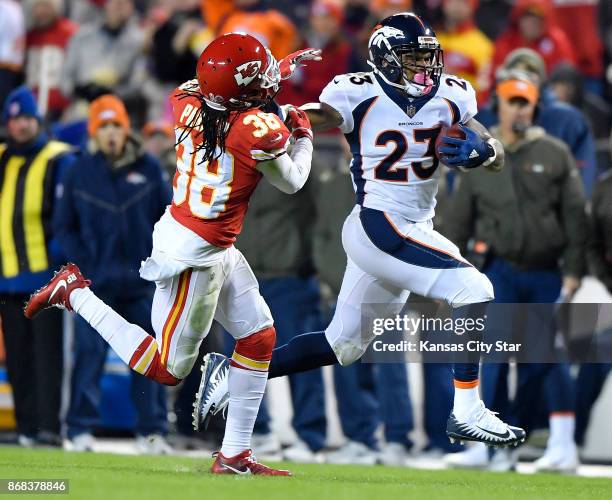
[196,33,280,111]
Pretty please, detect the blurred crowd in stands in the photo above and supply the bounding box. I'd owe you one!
[1,0,612,470]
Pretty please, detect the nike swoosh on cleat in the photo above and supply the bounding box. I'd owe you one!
[222,463,251,475]
[475,426,511,439]
[49,280,67,302]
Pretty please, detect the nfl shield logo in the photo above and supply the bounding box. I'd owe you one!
[407,105,416,118]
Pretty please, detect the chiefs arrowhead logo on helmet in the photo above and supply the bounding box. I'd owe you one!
[234,61,262,86]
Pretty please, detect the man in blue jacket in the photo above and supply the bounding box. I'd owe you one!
[0,86,76,447]
[54,94,172,453]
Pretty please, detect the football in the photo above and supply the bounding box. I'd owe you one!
[435,124,466,164]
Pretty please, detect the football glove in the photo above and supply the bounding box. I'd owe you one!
[279,48,322,81]
[438,124,494,170]
[285,107,313,141]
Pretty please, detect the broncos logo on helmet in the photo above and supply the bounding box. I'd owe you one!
[368,13,444,97]
[369,25,406,50]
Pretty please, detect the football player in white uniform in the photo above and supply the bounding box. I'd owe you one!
[196,13,525,448]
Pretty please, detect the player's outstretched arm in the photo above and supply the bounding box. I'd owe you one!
[257,107,314,194]
[299,102,344,132]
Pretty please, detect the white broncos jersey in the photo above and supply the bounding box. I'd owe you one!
[320,71,478,222]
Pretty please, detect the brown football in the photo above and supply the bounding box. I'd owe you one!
[435,124,466,163]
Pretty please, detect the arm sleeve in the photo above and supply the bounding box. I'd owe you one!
[319,77,353,133]
[559,153,588,277]
[257,137,313,194]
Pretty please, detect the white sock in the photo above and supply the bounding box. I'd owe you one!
[548,413,575,448]
[69,287,149,365]
[453,386,480,419]
[220,365,268,457]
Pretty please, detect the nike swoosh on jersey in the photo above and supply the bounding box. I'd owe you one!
[270,133,283,142]
[474,426,511,439]
[49,280,67,302]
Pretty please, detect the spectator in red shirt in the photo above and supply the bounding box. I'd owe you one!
[489,0,575,93]
[277,0,352,108]
[25,0,78,120]
[554,0,603,82]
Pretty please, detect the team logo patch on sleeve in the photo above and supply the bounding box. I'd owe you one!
[234,61,262,86]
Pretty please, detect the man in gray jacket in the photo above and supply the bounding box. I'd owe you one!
[445,77,587,473]
[61,0,145,114]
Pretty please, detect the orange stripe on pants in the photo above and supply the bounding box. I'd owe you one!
[160,270,192,365]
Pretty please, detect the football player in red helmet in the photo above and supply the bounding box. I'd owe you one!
[25,33,321,476]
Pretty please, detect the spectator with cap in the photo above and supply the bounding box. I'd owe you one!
[0,86,76,447]
[489,0,575,90]
[54,94,172,454]
[25,0,78,121]
[446,77,586,473]
[478,48,598,196]
[0,0,25,107]
[436,0,493,102]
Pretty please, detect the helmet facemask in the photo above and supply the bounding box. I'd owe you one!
[369,36,444,97]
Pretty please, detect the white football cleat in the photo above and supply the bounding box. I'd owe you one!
[533,443,579,473]
[444,442,489,469]
[192,353,230,431]
[447,400,526,447]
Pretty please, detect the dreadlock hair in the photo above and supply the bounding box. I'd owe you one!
[175,81,240,165]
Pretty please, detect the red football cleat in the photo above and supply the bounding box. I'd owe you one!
[210,449,292,476]
[24,263,91,319]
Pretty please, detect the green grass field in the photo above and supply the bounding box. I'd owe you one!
[1,447,611,500]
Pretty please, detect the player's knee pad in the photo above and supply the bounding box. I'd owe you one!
[232,326,276,371]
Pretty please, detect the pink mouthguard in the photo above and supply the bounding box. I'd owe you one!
[412,72,434,94]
